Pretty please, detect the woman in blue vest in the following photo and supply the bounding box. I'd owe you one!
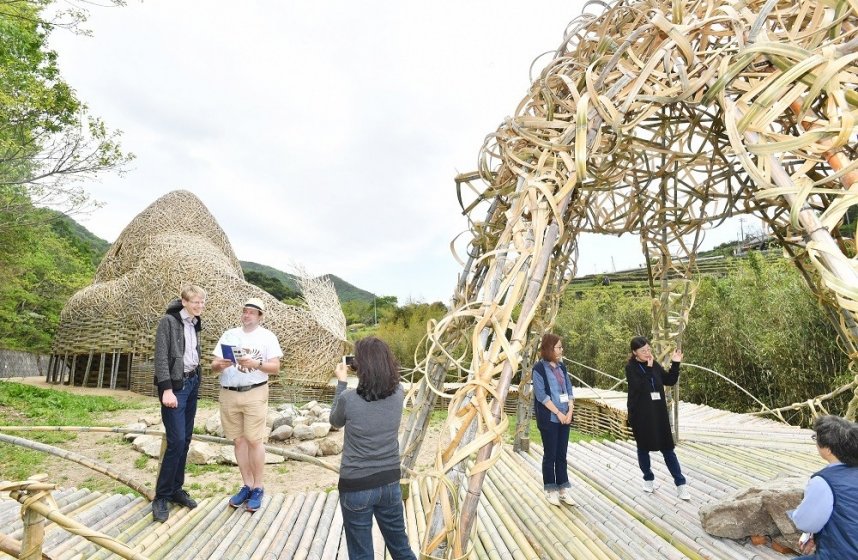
[532,333,575,507]
[790,415,858,559]
[626,336,691,500]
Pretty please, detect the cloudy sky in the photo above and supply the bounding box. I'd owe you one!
[49,1,755,303]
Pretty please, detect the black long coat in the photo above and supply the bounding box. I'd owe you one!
[625,359,680,451]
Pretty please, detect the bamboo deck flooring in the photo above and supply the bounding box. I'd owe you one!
[1,398,820,559]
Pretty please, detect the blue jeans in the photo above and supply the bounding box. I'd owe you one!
[339,482,416,560]
[538,421,571,490]
[637,447,686,486]
[155,375,199,499]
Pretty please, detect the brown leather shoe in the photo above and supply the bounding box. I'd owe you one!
[171,489,198,508]
[152,498,169,522]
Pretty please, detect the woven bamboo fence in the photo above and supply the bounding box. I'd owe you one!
[49,190,346,401]
[395,0,858,556]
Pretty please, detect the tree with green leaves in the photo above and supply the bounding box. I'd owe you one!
[0,0,132,228]
[0,0,130,352]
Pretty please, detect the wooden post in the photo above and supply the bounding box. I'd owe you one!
[19,491,48,560]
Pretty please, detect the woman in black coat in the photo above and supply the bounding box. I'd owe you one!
[625,336,690,500]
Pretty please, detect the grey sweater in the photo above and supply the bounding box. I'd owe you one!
[329,381,404,492]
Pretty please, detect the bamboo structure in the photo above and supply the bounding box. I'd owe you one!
[397,0,858,556]
[0,404,823,560]
[49,190,346,399]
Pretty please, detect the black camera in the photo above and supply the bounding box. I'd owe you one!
[342,355,356,370]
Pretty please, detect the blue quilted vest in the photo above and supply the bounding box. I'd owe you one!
[812,463,858,560]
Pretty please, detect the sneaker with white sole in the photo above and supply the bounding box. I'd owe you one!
[677,484,691,500]
[229,485,251,508]
[545,490,561,506]
[558,490,576,506]
[643,480,654,493]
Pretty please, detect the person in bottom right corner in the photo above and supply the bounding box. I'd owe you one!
[789,415,858,559]
[625,336,690,500]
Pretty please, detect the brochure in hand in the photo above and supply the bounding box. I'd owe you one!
[221,344,245,364]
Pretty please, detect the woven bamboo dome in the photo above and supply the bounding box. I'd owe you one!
[50,190,345,399]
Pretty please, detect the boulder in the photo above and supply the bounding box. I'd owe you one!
[123,422,147,441]
[700,476,805,544]
[271,413,296,431]
[310,422,332,438]
[318,437,343,456]
[295,441,319,457]
[204,414,224,437]
[293,425,316,441]
[132,435,163,458]
[139,415,161,427]
[187,442,218,465]
[266,410,280,428]
[270,425,294,441]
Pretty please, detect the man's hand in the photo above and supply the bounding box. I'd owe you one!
[211,357,232,372]
[237,355,258,370]
[335,362,349,382]
[161,389,177,408]
[799,535,815,555]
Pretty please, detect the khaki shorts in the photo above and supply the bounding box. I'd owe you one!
[219,383,269,442]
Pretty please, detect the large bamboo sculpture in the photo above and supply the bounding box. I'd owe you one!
[51,190,346,399]
[401,0,858,557]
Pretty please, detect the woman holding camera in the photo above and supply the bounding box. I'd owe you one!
[330,337,416,560]
[532,333,576,506]
[790,415,858,559]
[626,336,690,500]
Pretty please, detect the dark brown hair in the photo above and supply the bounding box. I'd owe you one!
[354,336,400,402]
[539,333,561,361]
[814,415,858,466]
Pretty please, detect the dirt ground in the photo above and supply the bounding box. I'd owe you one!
[4,377,442,500]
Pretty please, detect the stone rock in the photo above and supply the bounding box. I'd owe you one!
[317,437,343,456]
[292,417,308,428]
[187,442,218,465]
[310,405,324,417]
[310,422,331,438]
[302,400,318,411]
[204,414,224,437]
[124,422,147,441]
[295,441,319,457]
[271,413,295,431]
[270,425,294,441]
[266,410,280,428]
[700,476,805,542]
[317,411,331,424]
[139,415,161,427]
[277,403,299,415]
[293,425,316,441]
[132,435,163,458]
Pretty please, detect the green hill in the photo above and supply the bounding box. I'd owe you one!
[38,216,377,305]
[240,261,376,303]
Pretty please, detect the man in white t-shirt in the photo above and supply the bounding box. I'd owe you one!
[210,297,283,512]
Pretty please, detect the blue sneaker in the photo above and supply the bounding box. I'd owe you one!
[245,487,264,512]
[229,485,251,508]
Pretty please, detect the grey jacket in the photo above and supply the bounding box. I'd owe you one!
[153,299,202,392]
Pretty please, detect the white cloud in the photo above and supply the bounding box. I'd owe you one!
[51,0,748,304]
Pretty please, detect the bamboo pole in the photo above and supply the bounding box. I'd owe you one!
[0,425,339,473]
[4,481,152,560]
[0,434,154,500]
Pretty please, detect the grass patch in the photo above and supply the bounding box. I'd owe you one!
[185,463,232,476]
[79,475,140,496]
[0,381,148,480]
[0,381,147,426]
[133,455,149,470]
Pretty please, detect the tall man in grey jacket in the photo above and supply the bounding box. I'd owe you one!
[152,285,206,522]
